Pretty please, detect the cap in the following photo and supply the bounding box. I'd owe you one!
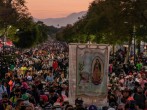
[111,73,115,77]
[40,95,48,102]
[89,105,97,110]
[127,97,134,101]
[22,94,29,100]
[75,98,83,105]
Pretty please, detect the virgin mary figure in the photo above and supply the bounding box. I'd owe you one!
[92,59,102,85]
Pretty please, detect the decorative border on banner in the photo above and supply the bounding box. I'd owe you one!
[69,43,110,107]
[76,44,109,50]
[75,44,109,97]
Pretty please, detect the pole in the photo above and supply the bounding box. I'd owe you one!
[3,28,6,57]
[133,25,136,65]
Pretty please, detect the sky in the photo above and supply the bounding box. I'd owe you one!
[26,0,94,19]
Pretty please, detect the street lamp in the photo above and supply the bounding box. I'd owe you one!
[6,25,12,39]
[124,21,136,65]
[3,25,12,55]
[133,25,136,65]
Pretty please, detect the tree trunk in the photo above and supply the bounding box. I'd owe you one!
[137,39,141,57]
[124,36,132,64]
[112,44,115,59]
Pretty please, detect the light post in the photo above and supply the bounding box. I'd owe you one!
[133,25,136,65]
[124,21,137,65]
[3,25,12,55]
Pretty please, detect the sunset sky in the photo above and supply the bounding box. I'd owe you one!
[26,0,94,19]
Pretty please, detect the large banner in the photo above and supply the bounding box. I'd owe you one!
[69,44,110,107]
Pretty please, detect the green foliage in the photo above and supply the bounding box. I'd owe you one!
[14,21,50,48]
[0,0,54,49]
[57,0,147,44]
[47,26,60,35]
[14,28,37,48]
[56,24,75,42]
[13,20,61,48]
[0,0,31,28]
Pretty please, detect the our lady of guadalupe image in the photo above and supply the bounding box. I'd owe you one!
[91,58,103,85]
[69,44,109,106]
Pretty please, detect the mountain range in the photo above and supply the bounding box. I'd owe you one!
[34,11,87,28]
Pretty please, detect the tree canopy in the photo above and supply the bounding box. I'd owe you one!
[0,0,57,48]
[0,0,31,28]
[56,0,147,44]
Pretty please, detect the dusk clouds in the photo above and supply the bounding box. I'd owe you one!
[26,0,93,19]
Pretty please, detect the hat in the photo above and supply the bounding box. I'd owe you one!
[111,73,115,77]
[75,98,83,106]
[22,94,29,100]
[127,97,134,101]
[89,105,97,110]
[40,95,48,102]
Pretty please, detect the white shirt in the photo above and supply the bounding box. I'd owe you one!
[27,76,32,81]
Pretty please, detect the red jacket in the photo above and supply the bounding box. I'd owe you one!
[52,61,58,70]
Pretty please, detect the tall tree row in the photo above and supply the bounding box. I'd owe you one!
[0,0,49,48]
[56,0,147,44]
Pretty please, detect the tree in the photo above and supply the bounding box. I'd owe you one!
[14,29,37,48]
[0,0,32,28]
[13,21,50,48]
[57,0,147,63]
[61,0,147,44]
[0,0,53,48]
[0,0,33,46]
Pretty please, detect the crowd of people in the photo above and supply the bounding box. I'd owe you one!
[0,40,147,110]
[0,41,71,110]
[108,49,147,110]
